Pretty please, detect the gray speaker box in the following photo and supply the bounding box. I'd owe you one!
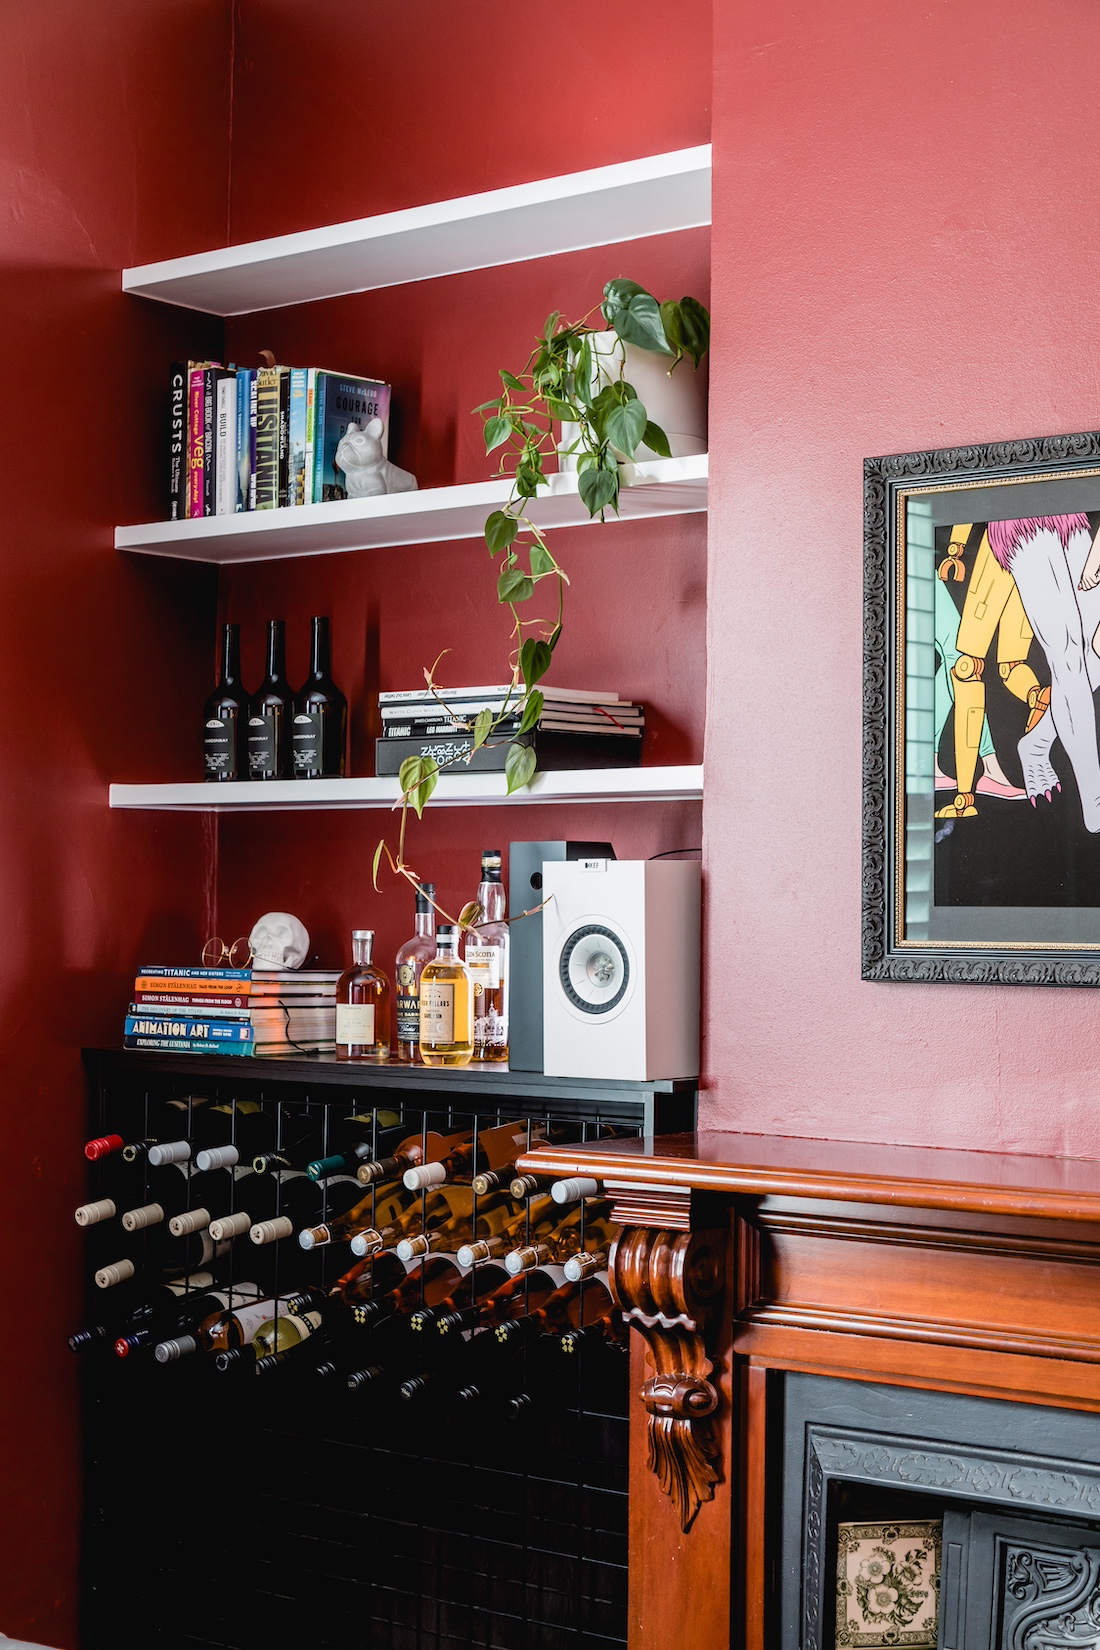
[508,840,616,1071]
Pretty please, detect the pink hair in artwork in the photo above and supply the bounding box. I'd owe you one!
[987,512,1091,570]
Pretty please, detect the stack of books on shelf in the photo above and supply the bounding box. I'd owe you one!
[124,965,341,1057]
[375,685,645,776]
[169,361,390,519]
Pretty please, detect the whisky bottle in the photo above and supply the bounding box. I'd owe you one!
[204,621,247,781]
[336,930,390,1061]
[247,618,293,780]
[354,1127,470,1186]
[418,926,474,1066]
[292,615,347,778]
[394,882,436,1063]
[401,1120,529,1190]
[465,849,509,1062]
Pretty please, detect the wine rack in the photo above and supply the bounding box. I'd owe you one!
[78,1050,695,1650]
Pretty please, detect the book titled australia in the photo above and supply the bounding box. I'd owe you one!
[313,371,391,502]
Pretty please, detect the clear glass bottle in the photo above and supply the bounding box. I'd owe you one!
[394,882,436,1063]
[336,929,391,1062]
[418,925,474,1067]
[465,849,509,1062]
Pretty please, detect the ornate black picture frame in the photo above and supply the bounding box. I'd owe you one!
[863,429,1100,986]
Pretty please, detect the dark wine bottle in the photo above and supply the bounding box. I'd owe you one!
[246,619,293,780]
[203,622,247,782]
[291,616,347,778]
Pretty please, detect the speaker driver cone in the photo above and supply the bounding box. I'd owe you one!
[559,924,630,1015]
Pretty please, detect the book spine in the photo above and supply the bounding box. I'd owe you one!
[235,369,252,512]
[311,373,326,502]
[254,368,280,509]
[137,965,252,980]
[302,368,316,506]
[125,1016,254,1042]
[288,367,307,507]
[123,1036,257,1058]
[169,364,187,520]
[132,991,251,1009]
[277,368,291,508]
[202,369,218,517]
[247,372,258,508]
[215,374,237,516]
[187,367,206,519]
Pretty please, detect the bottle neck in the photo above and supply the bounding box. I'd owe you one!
[352,933,374,966]
[435,936,460,961]
[266,620,286,683]
[476,880,506,924]
[309,617,330,680]
[415,909,435,939]
[220,623,240,688]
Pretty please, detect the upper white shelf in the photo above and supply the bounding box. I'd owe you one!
[121,147,712,316]
[115,453,708,565]
[109,766,705,812]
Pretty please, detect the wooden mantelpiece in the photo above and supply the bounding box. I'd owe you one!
[514,1129,1100,1650]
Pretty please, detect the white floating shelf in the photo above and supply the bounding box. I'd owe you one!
[115,453,708,565]
[109,766,704,813]
[122,147,711,316]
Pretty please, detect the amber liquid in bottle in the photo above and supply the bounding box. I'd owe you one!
[418,926,474,1067]
[336,929,391,1062]
[465,849,509,1063]
[395,882,436,1063]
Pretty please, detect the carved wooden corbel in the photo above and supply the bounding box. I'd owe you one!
[609,1223,724,1532]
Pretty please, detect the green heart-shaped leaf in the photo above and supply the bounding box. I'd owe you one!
[605,399,647,458]
[578,466,619,516]
[498,568,535,603]
[505,741,538,795]
[484,415,513,453]
[484,510,519,554]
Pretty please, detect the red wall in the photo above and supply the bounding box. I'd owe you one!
[217,5,712,989]
[705,0,1100,1152]
[0,4,230,1642]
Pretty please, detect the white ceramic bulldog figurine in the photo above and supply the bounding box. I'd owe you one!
[334,417,418,498]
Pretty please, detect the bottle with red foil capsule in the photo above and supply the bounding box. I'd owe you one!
[395,883,436,1063]
[116,1281,265,1360]
[83,1133,125,1162]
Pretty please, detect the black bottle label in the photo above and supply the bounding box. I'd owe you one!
[204,717,235,777]
[247,714,278,777]
[396,993,419,1043]
[291,712,323,773]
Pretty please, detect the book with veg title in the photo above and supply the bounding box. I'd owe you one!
[312,371,390,502]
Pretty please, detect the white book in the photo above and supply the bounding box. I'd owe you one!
[377,684,626,706]
[214,375,238,516]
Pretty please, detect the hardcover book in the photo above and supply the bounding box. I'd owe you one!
[215,373,238,516]
[375,731,643,776]
[235,367,254,513]
[169,364,187,520]
[288,367,308,506]
[313,371,390,502]
[254,366,288,510]
[124,1015,254,1043]
[123,1035,258,1057]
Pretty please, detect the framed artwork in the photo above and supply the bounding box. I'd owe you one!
[863,429,1100,985]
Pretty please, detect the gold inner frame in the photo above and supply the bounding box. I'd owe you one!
[894,468,1100,950]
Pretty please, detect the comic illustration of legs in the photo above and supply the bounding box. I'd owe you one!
[989,514,1100,831]
[934,525,1041,819]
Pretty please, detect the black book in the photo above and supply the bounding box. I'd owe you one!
[375,730,642,777]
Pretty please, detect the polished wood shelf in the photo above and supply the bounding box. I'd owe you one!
[121,146,711,315]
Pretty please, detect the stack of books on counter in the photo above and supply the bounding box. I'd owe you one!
[124,966,340,1057]
[375,685,644,776]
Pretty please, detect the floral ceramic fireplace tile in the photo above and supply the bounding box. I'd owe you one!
[835,1521,941,1647]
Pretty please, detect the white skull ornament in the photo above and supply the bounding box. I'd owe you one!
[248,912,310,970]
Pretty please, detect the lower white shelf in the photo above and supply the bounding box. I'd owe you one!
[108,765,705,812]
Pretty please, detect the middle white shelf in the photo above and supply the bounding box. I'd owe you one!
[115,452,708,565]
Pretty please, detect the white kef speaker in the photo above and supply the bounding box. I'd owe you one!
[541,858,701,1081]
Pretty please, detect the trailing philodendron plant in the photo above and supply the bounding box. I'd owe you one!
[372,278,710,914]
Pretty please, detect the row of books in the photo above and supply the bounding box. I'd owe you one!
[169,361,390,520]
[374,683,644,776]
[124,965,340,1057]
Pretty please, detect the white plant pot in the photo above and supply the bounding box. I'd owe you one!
[557,330,708,471]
